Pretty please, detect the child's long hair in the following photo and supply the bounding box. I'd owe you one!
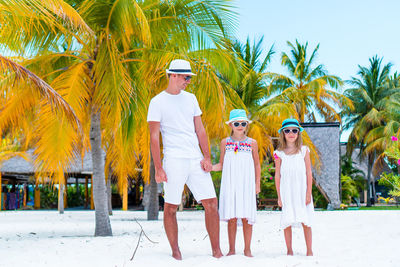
[277,130,303,154]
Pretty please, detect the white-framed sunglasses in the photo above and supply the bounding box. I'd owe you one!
[283,128,299,134]
[233,122,248,127]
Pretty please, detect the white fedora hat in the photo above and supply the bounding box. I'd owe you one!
[166,59,196,76]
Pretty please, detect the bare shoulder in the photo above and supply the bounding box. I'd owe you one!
[249,138,258,145]
[221,137,228,145]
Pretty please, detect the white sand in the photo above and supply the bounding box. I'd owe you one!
[0,210,399,267]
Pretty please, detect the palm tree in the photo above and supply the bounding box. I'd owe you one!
[344,55,400,206]
[1,0,242,224]
[223,38,320,162]
[114,1,240,220]
[267,40,352,123]
[0,0,156,235]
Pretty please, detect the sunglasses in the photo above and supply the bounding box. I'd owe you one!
[283,128,299,134]
[184,76,192,81]
[233,122,248,127]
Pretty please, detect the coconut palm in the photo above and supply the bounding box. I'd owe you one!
[267,40,352,123]
[113,1,240,220]
[344,55,400,206]
[222,38,320,163]
[1,0,241,225]
[0,0,155,235]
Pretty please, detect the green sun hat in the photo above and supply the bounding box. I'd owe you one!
[278,118,304,133]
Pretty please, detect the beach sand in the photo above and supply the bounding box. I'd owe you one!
[0,210,399,267]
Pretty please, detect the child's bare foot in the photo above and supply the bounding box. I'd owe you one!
[213,249,223,258]
[287,249,294,256]
[244,250,253,257]
[226,250,236,256]
[306,251,313,256]
[172,249,182,260]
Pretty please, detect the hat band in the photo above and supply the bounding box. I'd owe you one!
[281,121,300,128]
[168,69,192,73]
[229,117,249,121]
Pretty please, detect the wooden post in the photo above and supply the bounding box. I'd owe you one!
[90,175,94,210]
[23,183,27,208]
[122,180,128,211]
[76,177,79,194]
[85,176,88,209]
[34,184,40,209]
[64,177,67,209]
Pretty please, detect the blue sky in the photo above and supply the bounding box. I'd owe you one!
[234,0,400,141]
[235,0,400,80]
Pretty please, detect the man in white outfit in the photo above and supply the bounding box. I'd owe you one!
[147,59,222,260]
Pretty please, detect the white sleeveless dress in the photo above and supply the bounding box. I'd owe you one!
[274,146,314,229]
[219,137,257,225]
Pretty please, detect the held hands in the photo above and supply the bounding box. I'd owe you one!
[155,167,167,183]
[201,157,212,172]
[211,164,218,172]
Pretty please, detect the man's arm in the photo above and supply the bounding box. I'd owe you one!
[212,138,226,171]
[194,116,212,172]
[149,121,167,183]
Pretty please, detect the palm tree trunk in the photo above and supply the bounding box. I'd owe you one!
[58,182,64,214]
[107,172,113,216]
[366,154,373,207]
[147,156,159,220]
[90,106,112,236]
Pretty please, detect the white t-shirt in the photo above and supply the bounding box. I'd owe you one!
[147,90,203,159]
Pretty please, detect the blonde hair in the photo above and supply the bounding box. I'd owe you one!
[277,129,302,154]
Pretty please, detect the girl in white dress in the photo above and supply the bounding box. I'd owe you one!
[212,109,261,257]
[274,118,314,256]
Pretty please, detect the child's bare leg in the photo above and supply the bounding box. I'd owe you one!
[227,218,237,255]
[284,226,293,255]
[242,219,253,257]
[302,223,313,256]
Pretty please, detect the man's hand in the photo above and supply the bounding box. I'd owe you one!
[155,167,167,183]
[201,157,212,172]
[306,194,312,205]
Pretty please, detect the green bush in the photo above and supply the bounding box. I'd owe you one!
[341,175,359,204]
[259,162,277,199]
[379,172,400,197]
[312,185,328,208]
[40,185,58,209]
[66,185,86,207]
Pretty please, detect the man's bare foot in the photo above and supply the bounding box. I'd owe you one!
[212,249,223,258]
[226,250,235,256]
[287,249,294,256]
[306,251,313,256]
[244,250,253,257]
[172,249,182,260]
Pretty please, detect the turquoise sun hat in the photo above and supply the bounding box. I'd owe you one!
[225,109,252,124]
[278,118,304,133]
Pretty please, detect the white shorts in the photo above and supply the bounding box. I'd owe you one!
[163,157,216,205]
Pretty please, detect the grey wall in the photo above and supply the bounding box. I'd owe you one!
[302,123,341,209]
